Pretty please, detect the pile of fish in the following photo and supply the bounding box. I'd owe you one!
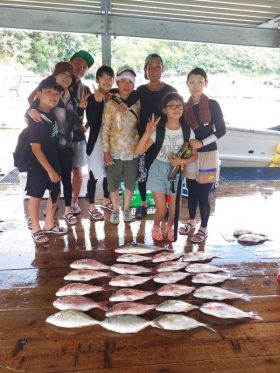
[46,243,262,333]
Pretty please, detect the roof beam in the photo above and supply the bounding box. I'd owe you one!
[0,6,279,47]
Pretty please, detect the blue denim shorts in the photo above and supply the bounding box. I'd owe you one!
[147,159,179,195]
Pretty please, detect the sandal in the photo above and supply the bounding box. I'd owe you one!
[44,225,68,235]
[191,229,208,243]
[166,228,175,242]
[179,222,196,235]
[152,226,163,241]
[101,202,113,211]
[63,213,78,225]
[31,230,49,244]
[88,209,104,221]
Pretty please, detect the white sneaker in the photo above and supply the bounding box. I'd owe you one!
[123,209,133,222]
[110,211,120,224]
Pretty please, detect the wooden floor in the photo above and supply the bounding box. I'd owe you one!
[1,181,280,373]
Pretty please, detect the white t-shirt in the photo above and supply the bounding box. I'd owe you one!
[150,127,184,163]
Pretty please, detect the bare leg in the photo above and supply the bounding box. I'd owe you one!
[110,190,120,212]
[28,197,41,233]
[152,192,167,229]
[72,166,83,206]
[166,194,176,231]
[123,188,133,210]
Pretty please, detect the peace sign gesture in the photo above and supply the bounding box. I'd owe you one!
[92,81,104,102]
[79,91,90,108]
[146,113,161,135]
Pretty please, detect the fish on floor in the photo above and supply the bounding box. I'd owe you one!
[200,302,263,320]
[53,296,108,311]
[109,288,155,302]
[70,259,109,271]
[153,271,191,284]
[193,286,250,301]
[151,314,215,332]
[182,252,224,263]
[115,244,167,255]
[106,302,156,316]
[110,263,153,275]
[64,269,110,282]
[156,300,198,313]
[46,310,99,328]
[156,261,188,272]
[157,284,195,297]
[109,274,153,287]
[116,254,152,263]
[185,263,229,274]
[237,234,270,245]
[56,283,106,297]
[233,228,267,237]
[191,273,236,285]
[152,251,183,263]
[100,315,152,333]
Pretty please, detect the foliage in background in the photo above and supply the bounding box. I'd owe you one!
[0,30,280,77]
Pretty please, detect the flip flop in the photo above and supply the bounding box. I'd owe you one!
[44,225,68,235]
[190,229,208,243]
[179,222,196,235]
[31,230,49,244]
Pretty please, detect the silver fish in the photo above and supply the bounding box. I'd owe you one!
[191,273,236,285]
[56,283,105,297]
[156,261,188,272]
[200,302,263,320]
[110,263,152,275]
[153,271,191,284]
[152,251,183,263]
[70,259,109,271]
[115,244,166,255]
[53,296,108,311]
[109,288,155,302]
[116,254,152,263]
[46,310,99,328]
[233,228,267,237]
[109,275,153,287]
[193,286,250,301]
[156,300,198,313]
[182,252,224,263]
[100,315,151,333]
[157,284,195,297]
[106,302,156,316]
[64,269,110,282]
[151,314,215,332]
[185,263,229,273]
[237,234,270,244]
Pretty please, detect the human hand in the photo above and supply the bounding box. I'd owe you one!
[48,170,60,183]
[28,109,42,123]
[79,124,87,132]
[169,154,183,166]
[190,139,203,150]
[79,91,90,108]
[118,103,128,112]
[146,113,161,135]
[104,152,114,166]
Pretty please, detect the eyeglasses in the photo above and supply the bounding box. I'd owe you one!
[166,104,184,110]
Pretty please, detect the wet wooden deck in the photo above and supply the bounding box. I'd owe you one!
[1,181,280,373]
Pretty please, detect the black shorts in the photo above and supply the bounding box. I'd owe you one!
[25,168,60,203]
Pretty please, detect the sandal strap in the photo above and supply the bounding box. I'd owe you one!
[63,213,77,224]
[191,229,208,242]
[88,209,104,220]
[32,230,49,243]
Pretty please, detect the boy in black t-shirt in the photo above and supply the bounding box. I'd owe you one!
[26,78,67,244]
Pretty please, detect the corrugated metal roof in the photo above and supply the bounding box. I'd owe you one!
[0,0,279,28]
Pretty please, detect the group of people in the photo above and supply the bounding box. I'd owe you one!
[24,50,226,245]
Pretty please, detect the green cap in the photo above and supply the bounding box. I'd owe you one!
[70,50,94,68]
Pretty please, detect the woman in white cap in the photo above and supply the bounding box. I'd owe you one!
[102,65,140,225]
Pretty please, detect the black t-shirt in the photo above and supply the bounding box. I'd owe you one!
[135,83,176,136]
[28,111,60,174]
